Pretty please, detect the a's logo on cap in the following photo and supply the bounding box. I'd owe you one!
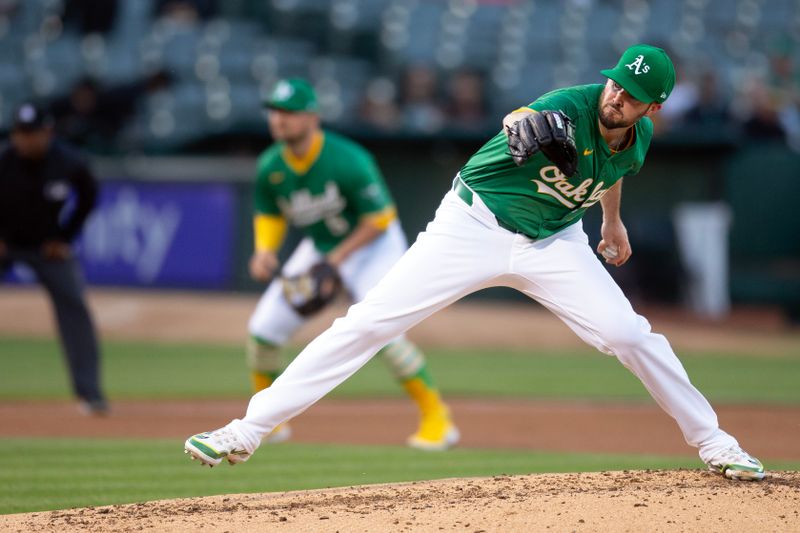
[273,81,294,101]
[18,104,36,121]
[625,54,650,75]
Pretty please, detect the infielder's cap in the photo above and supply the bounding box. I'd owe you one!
[263,78,318,112]
[600,44,675,104]
[11,102,53,131]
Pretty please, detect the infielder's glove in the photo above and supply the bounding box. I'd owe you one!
[506,110,578,177]
[281,261,343,317]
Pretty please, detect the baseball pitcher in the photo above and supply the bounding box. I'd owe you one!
[240,78,458,450]
[186,46,764,481]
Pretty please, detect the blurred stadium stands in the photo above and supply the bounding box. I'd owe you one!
[1,0,798,319]
[0,0,799,151]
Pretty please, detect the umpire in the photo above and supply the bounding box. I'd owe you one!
[0,102,108,415]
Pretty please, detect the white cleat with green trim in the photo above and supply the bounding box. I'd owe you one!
[184,426,250,467]
[705,445,765,481]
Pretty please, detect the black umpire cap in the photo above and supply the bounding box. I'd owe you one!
[11,102,53,131]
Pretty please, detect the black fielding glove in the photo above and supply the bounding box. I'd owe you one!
[506,110,578,177]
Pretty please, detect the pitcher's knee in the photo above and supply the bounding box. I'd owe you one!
[600,316,647,352]
[335,312,403,347]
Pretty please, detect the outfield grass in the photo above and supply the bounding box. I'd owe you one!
[1,336,799,404]
[2,438,799,515]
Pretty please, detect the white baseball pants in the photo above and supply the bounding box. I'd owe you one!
[229,186,738,461]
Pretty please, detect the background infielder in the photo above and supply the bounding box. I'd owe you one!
[186,46,765,481]
[240,78,458,450]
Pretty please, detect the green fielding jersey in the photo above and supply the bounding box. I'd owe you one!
[459,84,653,240]
[254,130,394,252]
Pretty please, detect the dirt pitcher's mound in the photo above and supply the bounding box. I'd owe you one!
[4,470,798,532]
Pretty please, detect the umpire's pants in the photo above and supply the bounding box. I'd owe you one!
[2,248,104,402]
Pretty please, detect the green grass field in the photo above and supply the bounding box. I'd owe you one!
[2,336,800,403]
[1,336,799,514]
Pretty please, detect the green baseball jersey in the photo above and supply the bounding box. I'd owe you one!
[254,130,394,252]
[459,84,653,239]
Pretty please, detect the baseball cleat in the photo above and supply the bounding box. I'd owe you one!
[263,422,292,444]
[184,426,250,467]
[407,408,460,451]
[78,398,110,417]
[705,445,765,481]
[185,449,214,468]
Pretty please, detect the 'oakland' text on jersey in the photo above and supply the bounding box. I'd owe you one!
[459,84,653,240]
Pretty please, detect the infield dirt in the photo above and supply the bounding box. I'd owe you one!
[2,471,798,532]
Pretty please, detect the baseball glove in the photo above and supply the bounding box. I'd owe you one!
[506,109,578,177]
[281,261,343,317]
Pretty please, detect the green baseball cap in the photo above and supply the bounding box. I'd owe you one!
[600,44,676,104]
[263,78,318,112]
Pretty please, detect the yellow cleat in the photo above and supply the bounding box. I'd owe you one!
[407,408,460,451]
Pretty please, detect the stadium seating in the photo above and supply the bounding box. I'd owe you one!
[0,0,798,148]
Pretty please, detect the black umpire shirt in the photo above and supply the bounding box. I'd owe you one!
[0,140,98,248]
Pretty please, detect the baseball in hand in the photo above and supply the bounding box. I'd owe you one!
[601,245,619,260]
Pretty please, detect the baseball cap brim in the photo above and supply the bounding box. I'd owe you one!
[262,101,310,112]
[600,68,654,104]
[263,102,314,113]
